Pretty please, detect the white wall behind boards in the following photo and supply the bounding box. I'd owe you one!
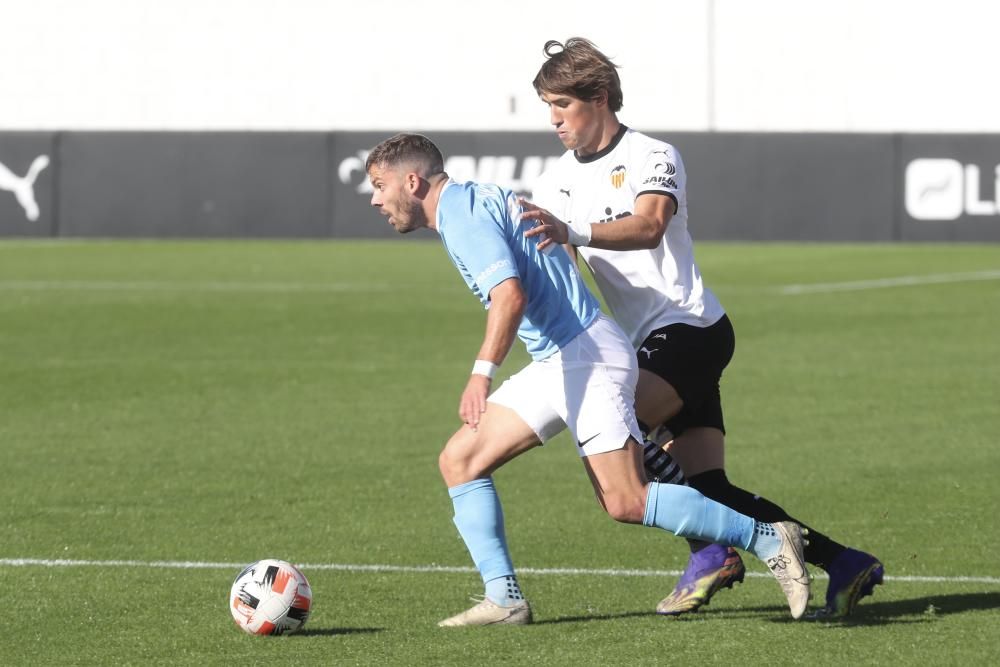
[0,0,995,132]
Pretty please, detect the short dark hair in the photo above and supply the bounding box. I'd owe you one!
[365,133,444,176]
[532,38,623,112]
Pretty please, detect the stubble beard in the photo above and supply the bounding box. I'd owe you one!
[391,194,427,234]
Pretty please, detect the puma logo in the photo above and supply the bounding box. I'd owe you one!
[559,188,571,197]
[0,155,50,221]
[639,346,658,359]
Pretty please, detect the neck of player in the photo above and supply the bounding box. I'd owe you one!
[577,117,621,157]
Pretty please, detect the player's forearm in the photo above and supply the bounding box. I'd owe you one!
[585,213,666,251]
[477,281,526,365]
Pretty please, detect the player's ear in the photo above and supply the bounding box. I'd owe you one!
[593,89,609,109]
[405,171,421,193]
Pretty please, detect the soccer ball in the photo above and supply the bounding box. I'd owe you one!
[229,559,312,635]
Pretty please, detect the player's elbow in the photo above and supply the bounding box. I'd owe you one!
[639,234,663,250]
[491,279,527,317]
[509,288,527,317]
[637,216,667,249]
[639,229,664,249]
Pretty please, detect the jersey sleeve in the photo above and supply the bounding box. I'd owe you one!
[637,144,685,213]
[442,187,520,303]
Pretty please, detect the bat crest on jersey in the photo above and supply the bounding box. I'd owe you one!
[610,164,626,189]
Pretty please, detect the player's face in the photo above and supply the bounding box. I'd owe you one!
[368,164,426,234]
[539,91,604,155]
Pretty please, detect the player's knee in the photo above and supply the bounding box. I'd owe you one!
[601,491,646,524]
[437,445,466,485]
[438,432,483,485]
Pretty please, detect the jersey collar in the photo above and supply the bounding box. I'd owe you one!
[433,178,458,234]
[574,124,628,164]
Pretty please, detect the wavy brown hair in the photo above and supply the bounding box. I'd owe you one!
[532,37,623,112]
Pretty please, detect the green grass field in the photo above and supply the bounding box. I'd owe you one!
[2,240,999,665]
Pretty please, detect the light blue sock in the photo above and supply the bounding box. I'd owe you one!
[642,482,756,549]
[485,575,524,606]
[449,478,519,605]
[746,521,783,560]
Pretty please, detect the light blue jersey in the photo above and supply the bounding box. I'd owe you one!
[436,179,600,361]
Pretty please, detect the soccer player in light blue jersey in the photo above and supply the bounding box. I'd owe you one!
[365,133,811,626]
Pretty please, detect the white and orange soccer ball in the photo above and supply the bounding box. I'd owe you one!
[229,559,312,636]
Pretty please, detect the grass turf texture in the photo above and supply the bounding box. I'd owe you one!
[1,240,998,665]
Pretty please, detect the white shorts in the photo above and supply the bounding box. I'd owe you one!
[488,314,643,457]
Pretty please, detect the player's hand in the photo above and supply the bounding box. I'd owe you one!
[520,198,569,251]
[459,374,491,431]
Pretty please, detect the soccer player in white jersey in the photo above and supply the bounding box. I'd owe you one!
[366,133,811,626]
[522,38,883,618]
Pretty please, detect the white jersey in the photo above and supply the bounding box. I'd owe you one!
[533,126,725,349]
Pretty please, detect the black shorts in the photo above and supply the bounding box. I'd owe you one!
[637,314,735,436]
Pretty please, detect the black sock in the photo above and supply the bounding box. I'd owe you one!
[687,468,846,570]
[641,439,685,485]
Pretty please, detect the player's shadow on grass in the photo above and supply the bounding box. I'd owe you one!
[815,592,1000,626]
[293,627,383,637]
[743,591,1000,626]
[533,610,653,625]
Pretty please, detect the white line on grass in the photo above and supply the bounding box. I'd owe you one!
[2,558,998,585]
[779,269,1000,295]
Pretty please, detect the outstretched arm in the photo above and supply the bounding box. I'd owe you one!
[459,277,526,431]
[522,193,674,251]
